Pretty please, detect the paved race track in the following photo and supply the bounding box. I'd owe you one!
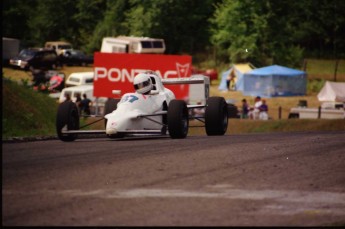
[2,131,345,226]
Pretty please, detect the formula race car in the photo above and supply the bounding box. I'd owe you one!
[56,71,228,141]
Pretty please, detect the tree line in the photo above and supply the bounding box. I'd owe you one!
[3,0,345,68]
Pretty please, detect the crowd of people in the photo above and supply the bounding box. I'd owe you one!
[240,96,269,120]
[64,93,92,116]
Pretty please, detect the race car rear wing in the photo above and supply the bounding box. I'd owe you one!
[162,75,210,103]
[161,74,209,85]
[112,74,211,103]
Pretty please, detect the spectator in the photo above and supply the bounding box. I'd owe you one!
[248,96,262,120]
[226,74,231,90]
[75,94,82,114]
[241,99,249,119]
[259,99,269,120]
[30,67,47,87]
[64,93,71,102]
[226,72,236,91]
[80,93,92,116]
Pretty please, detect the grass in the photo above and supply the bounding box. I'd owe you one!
[305,59,345,81]
[2,62,345,140]
[189,119,345,136]
[2,78,59,138]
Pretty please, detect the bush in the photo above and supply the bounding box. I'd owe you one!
[307,79,325,94]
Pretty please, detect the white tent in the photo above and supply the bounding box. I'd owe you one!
[317,81,345,102]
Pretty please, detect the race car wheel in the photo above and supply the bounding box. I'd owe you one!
[103,98,120,127]
[168,100,189,139]
[205,96,228,136]
[56,100,80,141]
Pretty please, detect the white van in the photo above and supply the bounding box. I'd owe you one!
[101,36,165,54]
[65,72,94,87]
[59,85,107,115]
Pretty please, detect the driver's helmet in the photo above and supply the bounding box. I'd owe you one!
[133,72,153,94]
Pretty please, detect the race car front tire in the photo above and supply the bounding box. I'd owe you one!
[205,96,228,135]
[168,100,189,139]
[56,100,80,141]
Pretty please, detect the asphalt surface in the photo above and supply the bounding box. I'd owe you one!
[2,131,345,226]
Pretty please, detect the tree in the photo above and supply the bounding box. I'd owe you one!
[123,0,217,54]
[2,0,37,47]
[85,0,130,53]
[3,0,344,62]
[210,0,345,67]
[210,0,270,66]
[73,0,107,53]
[26,0,78,46]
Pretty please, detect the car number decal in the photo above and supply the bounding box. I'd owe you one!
[123,95,139,103]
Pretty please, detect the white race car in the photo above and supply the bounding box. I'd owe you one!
[56,71,228,141]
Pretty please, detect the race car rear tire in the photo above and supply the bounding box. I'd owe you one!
[205,96,228,136]
[168,100,189,139]
[56,100,80,141]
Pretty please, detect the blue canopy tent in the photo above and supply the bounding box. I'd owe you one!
[243,65,307,97]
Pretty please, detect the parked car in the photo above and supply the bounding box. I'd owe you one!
[65,72,94,87]
[60,49,94,66]
[9,48,59,70]
[45,41,72,56]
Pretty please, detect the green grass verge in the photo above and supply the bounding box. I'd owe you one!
[2,78,59,139]
[188,119,345,136]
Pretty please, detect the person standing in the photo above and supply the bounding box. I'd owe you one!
[241,99,249,119]
[80,94,92,116]
[259,99,269,120]
[75,94,82,114]
[64,93,71,102]
[248,96,262,120]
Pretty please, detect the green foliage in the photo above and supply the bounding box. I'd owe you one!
[85,0,130,53]
[273,45,304,69]
[122,0,217,54]
[307,79,326,94]
[2,78,59,139]
[3,0,345,65]
[210,0,270,64]
[210,0,345,67]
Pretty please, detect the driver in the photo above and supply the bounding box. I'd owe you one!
[133,72,153,95]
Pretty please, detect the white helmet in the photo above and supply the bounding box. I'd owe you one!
[133,73,153,94]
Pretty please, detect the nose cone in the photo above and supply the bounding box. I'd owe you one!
[106,127,117,135]
[106,120,118,135]
[105,105,140,135]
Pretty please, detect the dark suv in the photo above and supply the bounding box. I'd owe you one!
[60,49,94,66]
[9,48,59,70]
